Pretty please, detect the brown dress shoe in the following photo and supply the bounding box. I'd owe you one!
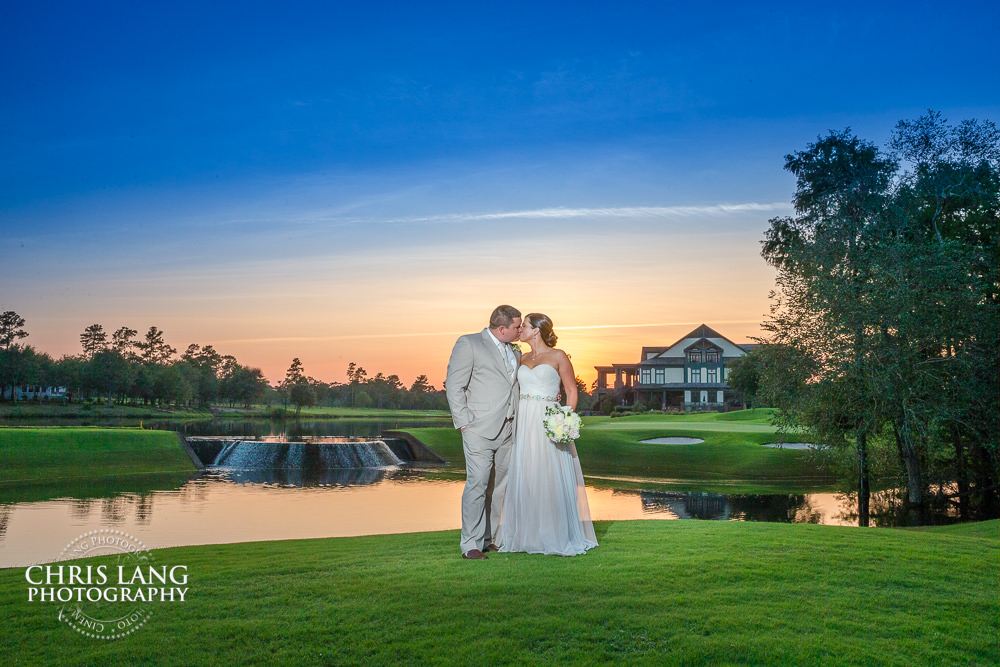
[483,544,500,553]
[462,549,488,560]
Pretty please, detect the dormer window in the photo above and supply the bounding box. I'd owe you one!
[688,351,702,363]
[706,351,719,363]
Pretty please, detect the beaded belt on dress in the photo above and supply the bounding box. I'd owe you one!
[520,394,556,401]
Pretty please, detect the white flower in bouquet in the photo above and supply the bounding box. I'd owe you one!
[544,405,582,444]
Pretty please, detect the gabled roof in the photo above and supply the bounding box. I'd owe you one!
[683,338,723,353]
[652,324,748,359]
[687,324,726,339]
[640,346,669,361]
[595,324,751,373]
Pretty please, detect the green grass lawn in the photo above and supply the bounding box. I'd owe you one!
[0,402,210,420]
[406,410,834,494]
[0,427,196,485]
[1,417,995,664]
[1,520,995,666]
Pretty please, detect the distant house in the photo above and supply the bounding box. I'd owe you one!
[1,385,68,401]
[593,324,755,411]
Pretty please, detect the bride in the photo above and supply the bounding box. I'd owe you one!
[496,313,598,556]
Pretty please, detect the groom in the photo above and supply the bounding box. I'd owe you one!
[446,305,522,560]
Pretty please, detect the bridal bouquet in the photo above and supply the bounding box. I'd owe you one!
[544,405,582,444]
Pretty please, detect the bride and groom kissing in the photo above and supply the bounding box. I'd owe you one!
[446,305,598,559]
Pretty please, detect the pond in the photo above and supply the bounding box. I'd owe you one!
[0,419,971,567]
[1,467,873,568]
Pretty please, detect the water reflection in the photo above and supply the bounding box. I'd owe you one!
[636,490,827,523]
[214,466,395,486]
[0,455,983,567]
[1,468,905,569]
[0,505,10,540]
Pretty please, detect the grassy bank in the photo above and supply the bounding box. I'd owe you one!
[0,402,210,420]
[1,520,995,666]
[0,402,451,421]
[244,405,451,419]
[0,428,196,485]
[405,411,834,493]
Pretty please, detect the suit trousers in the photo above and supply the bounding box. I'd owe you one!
[460,418,514,554]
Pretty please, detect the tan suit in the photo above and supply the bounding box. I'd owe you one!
[446,328,520,553]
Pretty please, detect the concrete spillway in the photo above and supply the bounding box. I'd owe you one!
[211,440,401,469]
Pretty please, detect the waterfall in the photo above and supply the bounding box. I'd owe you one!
[212,440,401,469]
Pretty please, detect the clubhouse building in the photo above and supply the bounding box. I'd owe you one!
[593,324,754,411]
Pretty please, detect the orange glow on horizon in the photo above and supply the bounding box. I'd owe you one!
[17,209,777,389]
[206,319,767,388]
[25,317,768,390]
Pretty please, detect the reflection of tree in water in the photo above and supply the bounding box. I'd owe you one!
[638,491,683,517]
[101,496,129,524]
[220,467,391,487]
[0,505,11,540]
[833,488,965,527]
[638,491,821,523]
[646,488,973,527]
[70,499,94,520]
[729,495,816,523]
[134,495,154,524]
[791,500,825,525]
[69,494,156,526]
[639,491,731,519]
[685,493,730,520]
[177,473,214,504]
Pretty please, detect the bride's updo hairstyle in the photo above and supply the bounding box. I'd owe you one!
[526,313,558,348]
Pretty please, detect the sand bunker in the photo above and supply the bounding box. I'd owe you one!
[640,437,704,445]
[762,442,818,450]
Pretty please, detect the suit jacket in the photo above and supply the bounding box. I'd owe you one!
[446,329,520,440]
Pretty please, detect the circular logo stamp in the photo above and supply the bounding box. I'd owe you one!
[57,529,153,640]
[24,528,188,641]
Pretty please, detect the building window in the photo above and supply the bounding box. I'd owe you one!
[640,369,651,384]
[707,368,718,383]
[654,369,664,384]
[688,351,702,363]
[706,351,719,363]
[690,368,702,383]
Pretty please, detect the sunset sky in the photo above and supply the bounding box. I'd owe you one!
[2,1,998,387]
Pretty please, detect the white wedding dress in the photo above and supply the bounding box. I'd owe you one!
[497,363,598,556]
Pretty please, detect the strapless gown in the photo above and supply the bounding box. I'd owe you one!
[496,363,598,556]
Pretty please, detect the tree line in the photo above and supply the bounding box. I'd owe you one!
[0,316,449,412]
[728,111,999,524]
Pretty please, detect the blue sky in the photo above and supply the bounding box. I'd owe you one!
[2,1,998,384]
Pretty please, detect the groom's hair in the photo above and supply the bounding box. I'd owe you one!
[489,305,521,329]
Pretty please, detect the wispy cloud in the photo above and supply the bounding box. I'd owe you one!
[215,332,471,344]
[214,320,765,345]
[380,202,790,225]
[560,320,764,331]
